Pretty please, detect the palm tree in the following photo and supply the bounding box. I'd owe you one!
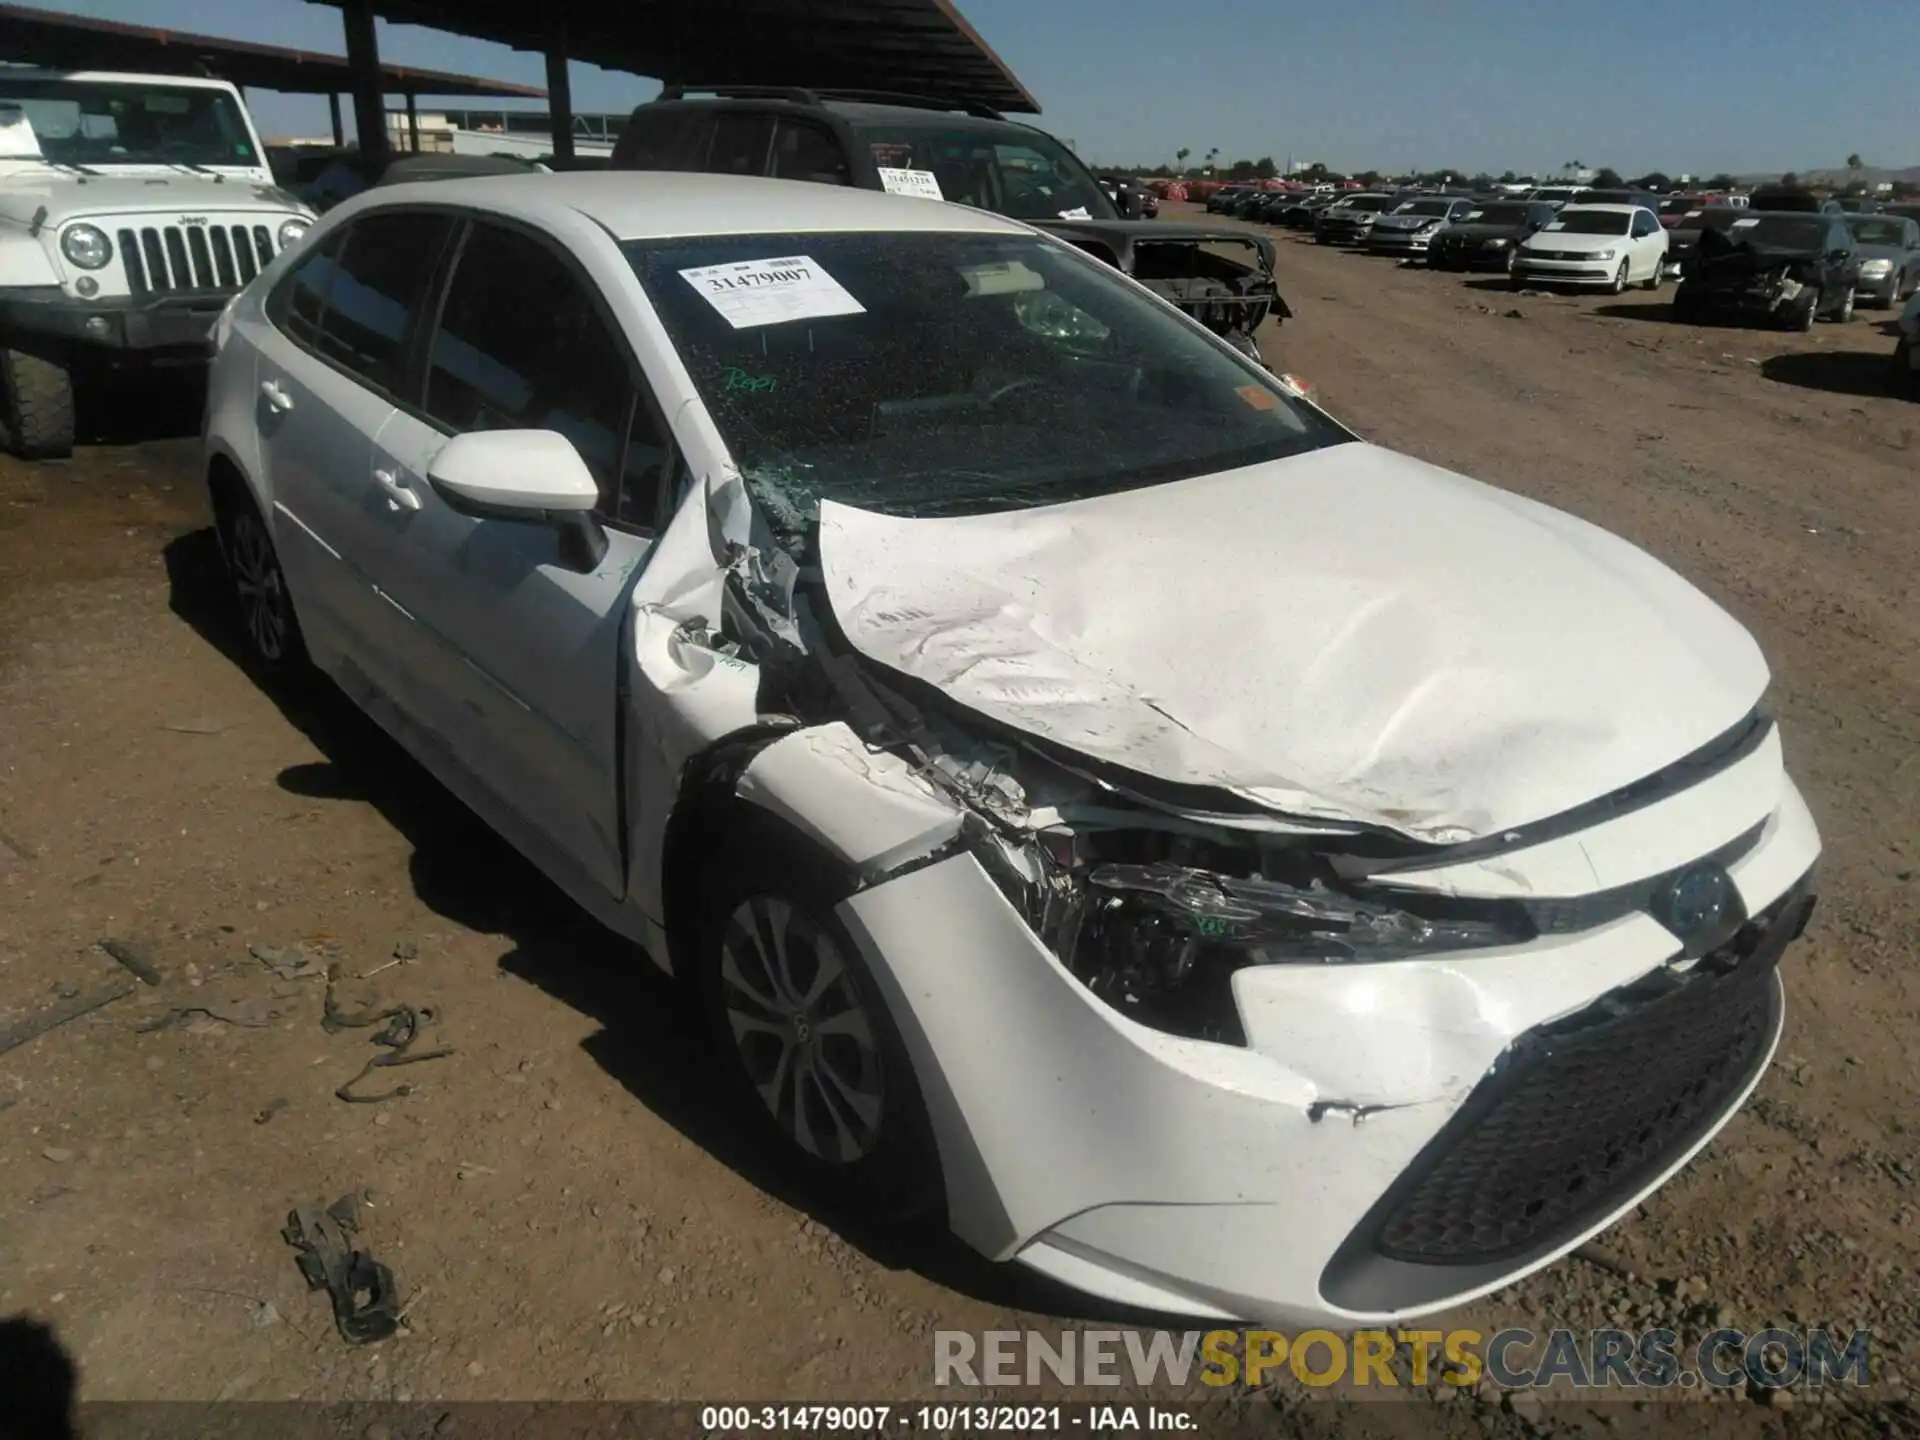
[1847,153,1863,172]
[1205,147,1220,173]
[1175,147,1190,173]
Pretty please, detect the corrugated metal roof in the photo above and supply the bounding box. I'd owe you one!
[0,2,548,97]
[305,0,1039,114]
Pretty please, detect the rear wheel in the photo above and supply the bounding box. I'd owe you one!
[0,349,75,460]
[211,478,309,678]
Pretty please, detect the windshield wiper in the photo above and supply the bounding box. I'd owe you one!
[168,161,226,181]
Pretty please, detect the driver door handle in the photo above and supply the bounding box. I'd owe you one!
[260,379,293,414]
[373,467,422,512]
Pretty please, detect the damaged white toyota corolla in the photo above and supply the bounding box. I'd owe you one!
[203,173,1820,1326]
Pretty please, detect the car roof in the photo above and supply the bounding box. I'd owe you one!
[365,170,1030,242]
[0,68,241,91]
[1558,203,1642,215]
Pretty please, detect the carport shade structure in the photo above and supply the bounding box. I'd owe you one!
[0,2,547,149]
[304,0,1039,169]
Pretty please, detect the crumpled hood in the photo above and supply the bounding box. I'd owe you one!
[816,444,1768,841]
[0,174,300,228]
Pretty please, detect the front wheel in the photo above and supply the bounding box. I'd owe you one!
[0,349,75,460]
[1792,293,1819,332]
[693,821,943,1226]
[1609,259,1630,295]
[1832,286,1855,323]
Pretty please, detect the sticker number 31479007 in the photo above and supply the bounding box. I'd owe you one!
[676,255,867,330]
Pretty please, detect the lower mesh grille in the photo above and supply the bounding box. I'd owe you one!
[1361,891,1807,1268]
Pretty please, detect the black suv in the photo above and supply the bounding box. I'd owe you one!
[611,86,1288,360]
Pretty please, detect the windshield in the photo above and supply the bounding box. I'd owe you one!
[1341,195,1394,213]
[1549,210,1632,235]
[1532,188,1577,203]
[0,76,257,168]
[626,232,1346,537]
[1465,203,1528,225]
[1846,217,1905,245]
[855,122,1115,222]
[1394,199,1455,216]
[1660,197,1698,214]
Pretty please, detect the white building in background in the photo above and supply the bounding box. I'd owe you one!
[385,107,624,159]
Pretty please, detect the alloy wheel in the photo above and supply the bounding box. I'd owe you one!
[227,509,291,662]
[1612,259,1629,294]
[718,896,887,1164]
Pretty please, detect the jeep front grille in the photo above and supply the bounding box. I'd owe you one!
[117,224,276,297]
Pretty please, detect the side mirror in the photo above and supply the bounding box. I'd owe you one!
[427,429,609,571]
[1123,189,1146,219]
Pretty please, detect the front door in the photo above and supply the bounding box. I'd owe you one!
[357,218,675,900]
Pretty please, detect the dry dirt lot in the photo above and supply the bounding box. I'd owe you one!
[2,206,1917,1433]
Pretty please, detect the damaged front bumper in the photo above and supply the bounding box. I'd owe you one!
[825,759,1819,1326]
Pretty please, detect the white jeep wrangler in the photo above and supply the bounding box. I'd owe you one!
[1,69,315,458]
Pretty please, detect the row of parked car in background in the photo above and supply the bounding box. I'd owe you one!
[1193,178,1920,340]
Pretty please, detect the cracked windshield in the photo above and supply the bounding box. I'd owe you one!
[627,231,1346,542]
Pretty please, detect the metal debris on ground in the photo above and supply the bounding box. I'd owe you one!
[322,964,453,1104]
[136,995,293,1031]
[248,941,329,981]
[0,980,134,1058]
[98,937,163,987]
[281,1192,401,1345]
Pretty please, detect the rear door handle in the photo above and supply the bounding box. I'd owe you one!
[373,467,422,512]
[260,379,293,414]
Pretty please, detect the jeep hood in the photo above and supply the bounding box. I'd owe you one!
[0,174,301,228]
[815,444,1768,842]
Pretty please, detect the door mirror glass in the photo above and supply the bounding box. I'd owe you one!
[427,430,600,517]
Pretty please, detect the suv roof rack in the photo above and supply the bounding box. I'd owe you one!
[654,83,1003,122]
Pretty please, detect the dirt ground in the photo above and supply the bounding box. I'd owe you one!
[2,205,1917,1429]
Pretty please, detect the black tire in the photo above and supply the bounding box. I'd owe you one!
[1792,294,1818,332]
[1832,286,1855,323]
[0,348,75,460]
[690,816,943,1227]
[1609,258,1630,295]
[210,475,310,679]
[1509,272,1526,292]
[1641,264,1661,291]
[1894,340,1918,402]
[1672,286,1699,323]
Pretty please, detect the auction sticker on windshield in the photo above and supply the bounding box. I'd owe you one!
[678,255,866,329]
[878,167,943,201]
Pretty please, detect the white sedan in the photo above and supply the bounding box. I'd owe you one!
[203,172,1819,1327]
[1513,203,1670,292]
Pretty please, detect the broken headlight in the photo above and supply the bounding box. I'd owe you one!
[1027,857,1532,1046]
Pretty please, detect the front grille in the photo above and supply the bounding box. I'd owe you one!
[1526,249,1593,262]
[117,224,275,297]
[1355,889,1809,1269]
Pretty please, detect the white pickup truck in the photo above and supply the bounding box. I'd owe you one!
[1,69,315,458]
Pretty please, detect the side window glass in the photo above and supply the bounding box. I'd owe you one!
[771,119,851,185]
[266,229,346,349]
[424,222,638,513]
[614,108,705,172]
[706,112,773,175]
[311,212,453,392]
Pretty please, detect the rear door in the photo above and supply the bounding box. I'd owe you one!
[356,216,675,899]
[254,212,452,680]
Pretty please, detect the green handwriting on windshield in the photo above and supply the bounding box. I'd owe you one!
[723,366,776,393]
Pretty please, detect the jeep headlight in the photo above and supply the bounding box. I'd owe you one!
[61,224,112,271]
[276,217,312,250]
[1859,258,1892,277]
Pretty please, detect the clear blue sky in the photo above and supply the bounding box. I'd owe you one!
[38,0,1914,176]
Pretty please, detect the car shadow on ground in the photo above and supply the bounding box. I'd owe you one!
[1759,351,1905,399]
[73,372,205,448]
[0,1315,79,1439]
[161,527,1195,1332]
